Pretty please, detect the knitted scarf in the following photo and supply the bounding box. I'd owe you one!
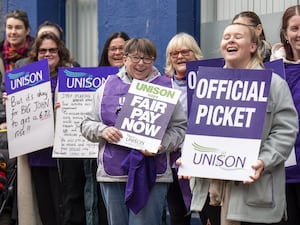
[3,35,33,72]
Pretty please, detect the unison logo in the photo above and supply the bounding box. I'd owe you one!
[125,133,145,147]
[64,69,106,90]
[135,82,176,98]
[8,70,43,90]
[192,142,246,170]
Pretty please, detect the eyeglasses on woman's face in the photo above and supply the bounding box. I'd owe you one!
[38,48,58,55]
[127,54,154,64]
[170,49,192,59]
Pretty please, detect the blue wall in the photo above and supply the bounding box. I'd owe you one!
[98,0,176,73]
[1,0,65,39]
[98,0,200,73]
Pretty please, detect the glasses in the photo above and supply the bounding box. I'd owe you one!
[108,47,124,52]
[170,49,192,58]
[127,54,154,64]
[38,48,58,55]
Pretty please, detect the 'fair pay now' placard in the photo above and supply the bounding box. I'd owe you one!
[115,79,181,153]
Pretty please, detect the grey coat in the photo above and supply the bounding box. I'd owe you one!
[80,66,187,183]
[190,73,298,223]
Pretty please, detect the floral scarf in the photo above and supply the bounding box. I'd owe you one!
[2,35,34,72]
[175,73,186,81]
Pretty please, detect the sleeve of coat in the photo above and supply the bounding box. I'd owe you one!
[259,74,299,171]
[160,101,187,153]
[80,84,108,144]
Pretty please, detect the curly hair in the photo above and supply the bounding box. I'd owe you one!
[27,32,73,70]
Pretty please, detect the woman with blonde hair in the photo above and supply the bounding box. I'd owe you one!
[179,23,298,225]
[165,32,204,225]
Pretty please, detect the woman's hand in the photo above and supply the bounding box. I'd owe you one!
[243,159,264,184]
[139,145,162,156]
[139,149,156,156]
[2,92,7,106]
[176,157,191,180]
[54,101,61,109]
[0,122,7,130]
[102,126,122,143]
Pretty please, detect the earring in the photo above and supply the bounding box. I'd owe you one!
[286,39,289,44]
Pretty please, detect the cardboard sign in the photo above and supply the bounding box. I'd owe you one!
[178,66,272,181]
[5,59,54,158]
[53,66,118,158]
[114,79,181,153]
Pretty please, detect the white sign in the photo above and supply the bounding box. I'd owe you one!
[53,67,118,158]
[5,59,54,158]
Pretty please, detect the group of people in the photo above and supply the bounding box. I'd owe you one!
[0,9,86,225]
[0,4,300,225]
[81,4,300,225]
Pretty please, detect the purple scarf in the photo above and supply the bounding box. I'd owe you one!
[121,150,156,214]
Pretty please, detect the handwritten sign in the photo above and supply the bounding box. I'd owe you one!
[53,66,118,158]
[5,59,54,158]
[178,66,272,181]
[114,79,181,153]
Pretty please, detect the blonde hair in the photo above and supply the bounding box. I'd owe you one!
[165,32,203,76]
[243,24,264,69]
[225,23,264,69]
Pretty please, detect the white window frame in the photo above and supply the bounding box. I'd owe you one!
[66,0,98,67]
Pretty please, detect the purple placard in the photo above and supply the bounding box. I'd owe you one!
[53,66,118,158]
[5,59,49,94]
[187,66,272,139]
[115,93,175,139]
[186,58,225,115]
[264,58,285,79]
[58,66,119,92]
[114,79,181,152]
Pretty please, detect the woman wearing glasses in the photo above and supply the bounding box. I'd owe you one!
[164,32,206,225]
[80,38,187,225]
[24,32,74,225]
[11,22,86,225]
[98,31,129,67]
[85,31,129,225]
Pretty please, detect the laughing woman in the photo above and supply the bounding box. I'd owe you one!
[180,23,298,225]
[81,38,187,225]
[25,32,73,225]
